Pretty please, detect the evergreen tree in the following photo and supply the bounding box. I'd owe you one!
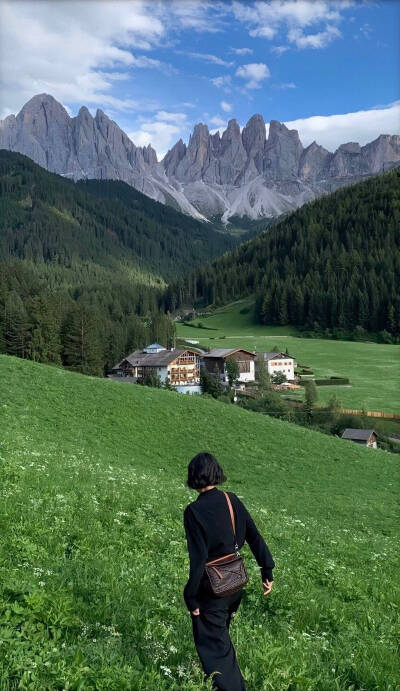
[225,357,240,388]
[3,293,30,358]
[62,303,103,376]
[255,357,270,392]
[303,380,318,423]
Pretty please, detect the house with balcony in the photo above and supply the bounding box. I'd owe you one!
[111,343,201,394]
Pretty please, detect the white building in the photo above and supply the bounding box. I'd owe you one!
[257,351,296,381]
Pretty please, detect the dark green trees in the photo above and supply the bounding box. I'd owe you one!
[166,169,400,339]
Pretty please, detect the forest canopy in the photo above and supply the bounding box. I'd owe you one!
[165,169,400,339]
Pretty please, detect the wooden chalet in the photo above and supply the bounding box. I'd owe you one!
[112,343,201,392]
[202,348,256,384]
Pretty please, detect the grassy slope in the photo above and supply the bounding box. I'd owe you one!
[177,299,400,413]
[1,355,399,690]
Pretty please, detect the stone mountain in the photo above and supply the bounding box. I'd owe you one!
[1,93,399,223]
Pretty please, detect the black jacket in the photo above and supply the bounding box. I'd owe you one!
[183,487,275,611]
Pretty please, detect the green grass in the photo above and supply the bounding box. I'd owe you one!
[1,356,399,689]
[178,299,400,413]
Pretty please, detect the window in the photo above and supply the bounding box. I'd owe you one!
[238,359,250,373]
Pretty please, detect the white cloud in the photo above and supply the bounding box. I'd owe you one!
[232,0,348,50]
[210,115,228,128]
[236,63,271,90]
[185,52,234,67]
[271,45,290,55]
[275,82,296,89]
[231,47,253,55]
[360,23,372,38]
[250,25,276,39]
[129,110,189,160]
[284,102,400,151]
[155,110,188,124]
[0,0,227,117]
[210,75,232,92]
[287,25,341,49]
[0,0,167,115]
[220,100,233,112]
[169,0,227,33]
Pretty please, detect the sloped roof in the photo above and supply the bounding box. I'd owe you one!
[113,348,199,369]
[257,351,284,361]
[341,428,376,441]
[203,348,255,359]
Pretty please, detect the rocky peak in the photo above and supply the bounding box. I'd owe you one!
[76,105,92,122]
[163,138,187,176]
[17,93,70,131]
[299,140,331,180]
[242,114,266,154]
[189,122,209,145]
[338,142,361,154]
[268,120,301,145]
[142,143,158,167]
[222,118,241,141]
[264,120,303,179]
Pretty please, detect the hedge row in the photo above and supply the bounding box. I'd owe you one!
[299,377,350,386]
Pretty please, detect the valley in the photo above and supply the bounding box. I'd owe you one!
[2,2,399,690]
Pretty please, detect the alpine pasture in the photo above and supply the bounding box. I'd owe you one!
[1,355,399,689]
[177,299,400,414]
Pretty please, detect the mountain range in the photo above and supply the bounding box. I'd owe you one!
[1,93,399,222]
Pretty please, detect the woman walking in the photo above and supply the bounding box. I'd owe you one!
[183,452,275,690]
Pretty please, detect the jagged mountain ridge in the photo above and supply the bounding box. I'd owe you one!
[1,93,399,222]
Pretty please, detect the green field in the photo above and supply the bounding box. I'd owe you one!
[1,354,399,689]
[177,299,400,414]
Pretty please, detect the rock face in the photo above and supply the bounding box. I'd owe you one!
[1,93,400,222]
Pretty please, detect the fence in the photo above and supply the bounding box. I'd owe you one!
[336,409,400,420]
[283,400,400,419]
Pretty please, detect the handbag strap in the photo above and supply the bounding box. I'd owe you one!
[223,491,239,550]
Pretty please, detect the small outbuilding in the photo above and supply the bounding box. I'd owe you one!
[341,429,378,448]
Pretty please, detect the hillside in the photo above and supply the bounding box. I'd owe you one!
[1,355,399,689]
[0,151,242,375]
[0,150,237,282]
[167,170,400,339]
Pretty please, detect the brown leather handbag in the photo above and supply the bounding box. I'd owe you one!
[204,491,249,597]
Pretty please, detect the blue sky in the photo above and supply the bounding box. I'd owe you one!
[1,1,399,157]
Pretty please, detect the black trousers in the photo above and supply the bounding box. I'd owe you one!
[190,589,246,691]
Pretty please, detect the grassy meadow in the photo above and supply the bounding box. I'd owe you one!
[1,354,399,689]
[177,299,400,414]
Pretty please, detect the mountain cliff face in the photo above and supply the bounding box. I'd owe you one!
[1,93,399,222]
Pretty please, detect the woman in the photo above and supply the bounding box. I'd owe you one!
[183,452,275,691]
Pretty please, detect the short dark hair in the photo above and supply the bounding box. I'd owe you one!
[187,452,227,490]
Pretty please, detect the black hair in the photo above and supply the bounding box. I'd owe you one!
[187,452,227,490]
